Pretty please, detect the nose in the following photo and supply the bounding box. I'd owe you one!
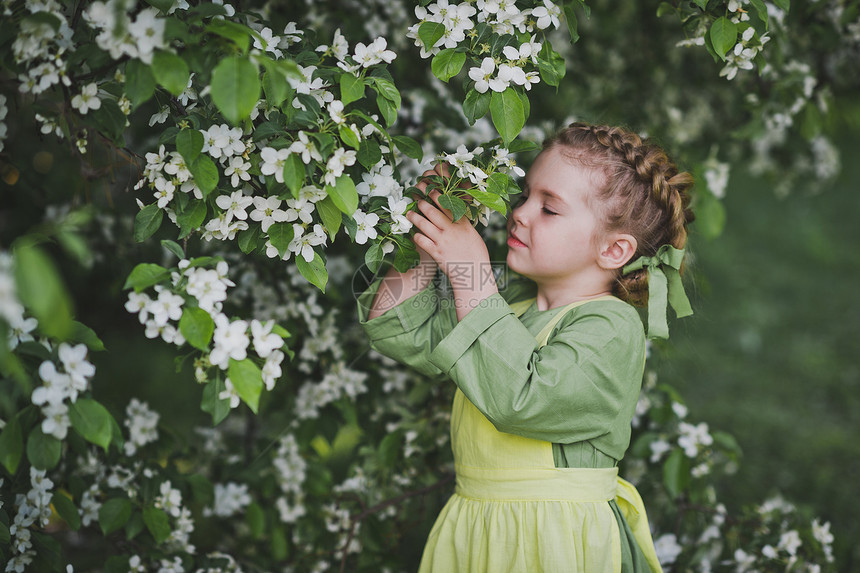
[511,199,528,227]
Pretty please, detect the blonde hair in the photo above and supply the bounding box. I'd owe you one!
[543,122,695,307]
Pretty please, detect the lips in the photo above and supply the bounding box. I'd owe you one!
[507,230,527,248]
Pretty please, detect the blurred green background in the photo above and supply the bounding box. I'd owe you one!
[651,129,860,568]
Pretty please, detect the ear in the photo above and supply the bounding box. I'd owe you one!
[598,233,638,270]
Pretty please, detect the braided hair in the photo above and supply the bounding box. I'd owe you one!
[543,122,695,307]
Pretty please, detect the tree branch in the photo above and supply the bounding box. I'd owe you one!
[338,473,454,573]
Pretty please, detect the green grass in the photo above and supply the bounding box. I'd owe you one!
[653,133,860,569]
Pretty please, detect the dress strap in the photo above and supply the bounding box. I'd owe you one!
[508,298,534,318]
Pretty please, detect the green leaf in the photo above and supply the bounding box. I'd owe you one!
[201,377,231,425]
[161,239,185,260]
[392,135,423,161]
[177,200,208,239]
[339,124,361,150]
[691,0,709,8]
[125,59,156,108]
[378,430,403,468]
[69,399,114,452]
[656,2,676,17]
[364,243,384,274]
[99,498,132,536]
[431,49,466,82]
[70,321,106,352]
[437,194,467,221]
[473,172,512,215]
[748,0,768,28]
[376,94,397,127]
[206,19,251,53]
[123,263,169,292]
[340,73,365,106]
[325,175,359,215]
[261,60,291,107]
[316,196,342,241]
[267,222,295,258]
[562,3,580,43]
[189,155,219,195]
[271,525,289,561]
[357,138,382,169]
[463,88,491,125]
[712,431,742,455]
[331,424,363,459]
[143,506,171,544]
[695,188,726,240]
[27,427,61,470]
[176,129,204,165]
[238,225,263,254]
[662,448,690,498]
[144,0,174,12]
[393,242,419,272]
[371,77,401,108]
[247,502,265,539]
[709,17,738,61]
[228,358,263,414]
[772,0,789,11]
[296,251,328,293]
[134,204,164,242]
[24,11,62,31]
[211,56,261,125]
[179,307,214,351]
[51,492,81,531]
[418,21,446,50]
[125,510,145,541]
[490,88,525,145]
[537,42,566,87]
[14,244,74,339]
[91,100,127,143]
[282,153,305,198]
[0,415,23,474]
[188,473,215,506]
[152,50,189,96]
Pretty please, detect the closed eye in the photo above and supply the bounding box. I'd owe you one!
[542,207,557,215]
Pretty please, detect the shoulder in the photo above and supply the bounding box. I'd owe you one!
[551,298,645,352]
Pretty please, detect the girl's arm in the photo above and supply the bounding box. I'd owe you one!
[406,180,499,322]
[366,247,436,320]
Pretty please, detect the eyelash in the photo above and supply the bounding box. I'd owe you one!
[515,194,557,216]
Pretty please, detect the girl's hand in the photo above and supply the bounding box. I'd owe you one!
[408,164,499,320]
[407,189,490,288]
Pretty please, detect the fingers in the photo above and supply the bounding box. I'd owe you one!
[415,190,452,225]
[415,162,454,194]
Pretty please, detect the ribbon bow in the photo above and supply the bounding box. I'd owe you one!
[622,244,693,339]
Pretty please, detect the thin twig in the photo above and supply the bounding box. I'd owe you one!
[338,473,455,573]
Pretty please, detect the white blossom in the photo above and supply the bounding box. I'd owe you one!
[250,195,289,232]
[71,83,101,114]
[352,209,379,244]
[209,315,250,369]
[215,190,253,222]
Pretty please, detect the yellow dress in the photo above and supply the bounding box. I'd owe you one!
[417,298,662,573]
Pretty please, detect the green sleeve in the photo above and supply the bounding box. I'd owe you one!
[427,296,646,455]
[355,275,459,378]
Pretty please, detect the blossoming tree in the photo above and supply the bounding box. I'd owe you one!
[1,0,855,571]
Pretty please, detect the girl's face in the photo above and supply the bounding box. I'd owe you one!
[506,146,606,288]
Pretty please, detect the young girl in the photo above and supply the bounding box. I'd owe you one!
[357,122,694,572]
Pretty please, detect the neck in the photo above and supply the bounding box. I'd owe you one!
[532,271,615,311]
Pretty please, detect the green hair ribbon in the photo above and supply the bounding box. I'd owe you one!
[622,244,693,339]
